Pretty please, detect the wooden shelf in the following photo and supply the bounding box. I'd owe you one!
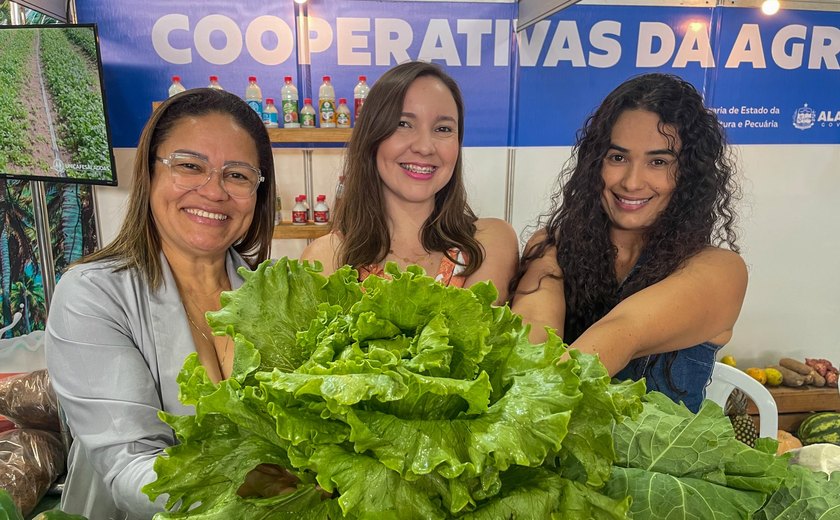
[267,127,351,143]
[273,222,331,240]
[747,385,840,433]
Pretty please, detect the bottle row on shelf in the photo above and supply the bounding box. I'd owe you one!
[168,75,370,130]
[274,176,344,229]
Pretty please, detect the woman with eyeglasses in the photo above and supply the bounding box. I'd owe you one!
[45,88,287,519]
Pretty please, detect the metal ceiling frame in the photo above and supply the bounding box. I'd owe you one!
[517,0,840,32]
[11,0,68,22]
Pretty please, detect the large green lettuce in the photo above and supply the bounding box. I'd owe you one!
[143,260,642,518]
[142,259,840,519]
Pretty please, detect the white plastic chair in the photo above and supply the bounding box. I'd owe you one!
[706,362,778,440]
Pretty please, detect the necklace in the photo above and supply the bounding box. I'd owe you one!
[388,248,433,266]
[184,305,231,377]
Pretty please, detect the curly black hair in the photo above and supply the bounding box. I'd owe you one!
[511,73,740,389]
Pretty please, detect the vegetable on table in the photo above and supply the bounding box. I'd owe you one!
[806,358,839,388]
[775,430,802,454]
[780,358,825,387]
[797,412,840,446]
[764,367,783,387]
[769,364,806,387]
[745,367,767,385]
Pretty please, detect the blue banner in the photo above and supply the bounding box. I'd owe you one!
[77,1,516,147]
[515,5,713,147]
[516,5,839,145]
[706,7,840,144]
[77,1,838,147]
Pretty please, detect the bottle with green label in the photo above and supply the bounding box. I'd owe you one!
[280,76,300,128]
[336,98,351,129]
[301,98,316,128]
[318,76,336,128]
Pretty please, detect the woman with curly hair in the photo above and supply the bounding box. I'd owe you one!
[303,61,518,302]
[510,73,746,412]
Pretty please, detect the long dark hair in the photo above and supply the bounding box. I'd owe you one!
[80,88,276,288]
[512,73,739,384]
[331,61,483,275]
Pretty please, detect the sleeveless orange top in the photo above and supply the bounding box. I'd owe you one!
[358,248,468,287]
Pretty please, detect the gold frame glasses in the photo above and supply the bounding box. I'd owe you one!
[156,152,264,199]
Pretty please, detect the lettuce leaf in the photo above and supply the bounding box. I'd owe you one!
[145,260,642,519]
[754,466,840,520]
[604,392,790,519]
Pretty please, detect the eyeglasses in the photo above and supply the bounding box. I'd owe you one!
[156,153,264,199]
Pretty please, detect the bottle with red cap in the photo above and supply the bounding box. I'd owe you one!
[207,75,224,90]
[280,76,300,128]
[313,195,330,225]
[353,75,369,121]
[335,175,345,204]
[300,98,316,128]
[168,75,186,97]
[291,196,307,225]
[263,98,278,128]
[336,98,351,129]
[299,194,311,221]
[245,76,262,116]
[318,76,336,128]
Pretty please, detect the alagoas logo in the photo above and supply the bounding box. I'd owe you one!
[792,104,816,130]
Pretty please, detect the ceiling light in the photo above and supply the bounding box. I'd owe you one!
[761,0,780,15]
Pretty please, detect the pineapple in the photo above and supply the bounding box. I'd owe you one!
[725,389,758,447]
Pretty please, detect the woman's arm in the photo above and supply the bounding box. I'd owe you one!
[300,233,343,276]
[465,218,520,304]
[570,247,748,375]
[509,230,566,343]
[45,268,172,517]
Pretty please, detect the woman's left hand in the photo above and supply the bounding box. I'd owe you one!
[237,464,300,498]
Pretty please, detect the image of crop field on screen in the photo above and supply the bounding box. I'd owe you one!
[0,24,116,186]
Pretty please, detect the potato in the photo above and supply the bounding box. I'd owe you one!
[770,364,806,387]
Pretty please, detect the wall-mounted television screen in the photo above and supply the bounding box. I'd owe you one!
[0,23,117,186]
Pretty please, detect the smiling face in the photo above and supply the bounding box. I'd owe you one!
[150,112,259,262]
[375,75,460,212]
[600,109,680,237]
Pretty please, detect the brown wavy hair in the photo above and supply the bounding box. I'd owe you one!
[512,72,740,350]
[79,88,276,288]
[331,61,483,275]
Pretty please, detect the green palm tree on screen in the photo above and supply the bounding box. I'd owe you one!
[0,180,35,337]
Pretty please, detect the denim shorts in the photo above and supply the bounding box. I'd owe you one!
[614,342,721,413]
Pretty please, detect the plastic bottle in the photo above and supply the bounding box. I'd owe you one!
[313,195,330,225]
[168,75,186,97]
[300,194,311,221]
[245,76,262,116]
[263,98,279,128]
[274,195,283,225]
[335,175,345,205]
[208,75,224,90]
[280,76,300,128]
[336,98,351,129]
[318,76,336,128]
[300,98,316,128]
[291,196,307,225]
[353,75,369,122]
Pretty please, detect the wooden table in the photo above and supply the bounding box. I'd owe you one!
[747,386,840,433]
